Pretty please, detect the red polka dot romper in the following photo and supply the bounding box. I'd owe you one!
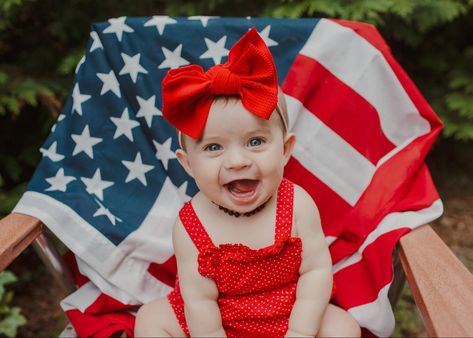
[167,178,302,337]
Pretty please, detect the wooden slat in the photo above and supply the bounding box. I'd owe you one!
[0,213,44,271]
[399,224,473,337]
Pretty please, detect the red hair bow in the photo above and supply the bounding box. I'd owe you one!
[161,27,278,139]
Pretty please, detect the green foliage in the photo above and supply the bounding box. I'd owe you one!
[0,271,27,337]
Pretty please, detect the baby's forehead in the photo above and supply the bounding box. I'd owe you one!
[180,95,287,149]
[207,96,285,130]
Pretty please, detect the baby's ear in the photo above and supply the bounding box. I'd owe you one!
[283,132,296,166]
[176,149,194,177]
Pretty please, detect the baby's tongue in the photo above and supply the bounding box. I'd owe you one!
[227,179,258,194]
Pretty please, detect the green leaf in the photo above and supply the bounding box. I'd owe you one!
[0,72,7,85]
[58,51,84,75]
[0,272,17,287]
[0,183,27,215]
[0,307,27,338]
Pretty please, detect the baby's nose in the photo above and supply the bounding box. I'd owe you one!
[223,148,252,170]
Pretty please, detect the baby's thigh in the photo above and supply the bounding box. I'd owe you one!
[135,297,185,337]
[317,304,361,337]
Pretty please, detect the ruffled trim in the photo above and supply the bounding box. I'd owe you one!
[198,236,302,278]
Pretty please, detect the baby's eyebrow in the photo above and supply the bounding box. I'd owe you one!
[196,135,221,144]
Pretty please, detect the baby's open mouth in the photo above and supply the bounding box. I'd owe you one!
[224,179,260,200]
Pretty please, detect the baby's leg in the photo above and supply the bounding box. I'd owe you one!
[135,298,185,337]
[317,304,361,337]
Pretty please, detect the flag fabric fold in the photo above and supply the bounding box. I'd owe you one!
[13,17,443,337]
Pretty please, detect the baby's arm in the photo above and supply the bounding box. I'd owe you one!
[173,219,227,337]
[286,186,333,337]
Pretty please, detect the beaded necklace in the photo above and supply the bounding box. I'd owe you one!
[212,198,271,218]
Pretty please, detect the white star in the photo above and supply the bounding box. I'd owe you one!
[188,16,219,28]
[119,53,148,83]
[158,45,190,69]
[200,36,229,65]
[71,83,91,116]
[153,137,176,170]
[75,55,86,74]
[45,168,76,192]
[80,168,114,201]
[136,95,162,127]
[93,199,122,226]
[121,152,154,186]
[103,16,134,42]
[177,181,191,202]
[71,125,103,159]
[89,31,103,52]
[258,25,278,47]
[97,70,121,97]
[143,16,177,35]
[110,108,140,141]
[40,141,65,162]
[51,114,66,133]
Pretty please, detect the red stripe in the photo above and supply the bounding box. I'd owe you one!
[147,255,177,287]
[63,251,89,287]
[283,54,396,165]
[332,227,410,309]
[284,157,351,237]
[389,164,440,213]
[85,292,137,314]
[329,131,440,263]
[332,19,443,130]
[66,308,135,338]
[332,165,439,308]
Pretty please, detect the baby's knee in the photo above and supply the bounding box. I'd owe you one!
[337,313,361,337]
[135,299,167,336]
[317,304,361,337]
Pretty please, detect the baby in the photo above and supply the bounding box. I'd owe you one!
[135,28,360,337]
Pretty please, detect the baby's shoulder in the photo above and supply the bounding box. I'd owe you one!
[292,183,319,214]
[291,183,321,234]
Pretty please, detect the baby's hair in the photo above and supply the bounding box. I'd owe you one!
[178,86,289,150]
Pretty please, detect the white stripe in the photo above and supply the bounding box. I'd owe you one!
[118,177,182,264]
[14,180,178,303]
[286,94,375,206]
[348,283,395,337]
[14,192,115,262]
[325,236,337,246]
[60,281,101,312]
[333,199,443,273]
[300,19,431,147]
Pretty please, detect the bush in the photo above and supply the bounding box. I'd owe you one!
[0,271,26,338]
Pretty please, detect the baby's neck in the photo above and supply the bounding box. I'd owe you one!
[211,197,272,218]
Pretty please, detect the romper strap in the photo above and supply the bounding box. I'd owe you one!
[179,201,215,252]
[275,178,295,240]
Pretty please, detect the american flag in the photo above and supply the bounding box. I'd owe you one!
[14,16,443,337]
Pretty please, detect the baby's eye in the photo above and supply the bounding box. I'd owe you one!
[204,143,222,152]
[247,137,264,147]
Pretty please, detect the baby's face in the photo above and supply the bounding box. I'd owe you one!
[177,98,295,213]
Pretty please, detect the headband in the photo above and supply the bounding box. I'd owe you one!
[161,27,279,140]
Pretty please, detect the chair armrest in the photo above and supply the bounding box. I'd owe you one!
[0,213,44,271]
[399,224,473,337]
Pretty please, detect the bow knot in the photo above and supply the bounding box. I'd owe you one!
[208,66,241,96]
[162,27,278,139]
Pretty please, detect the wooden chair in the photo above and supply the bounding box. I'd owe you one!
[1,212,472,336]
